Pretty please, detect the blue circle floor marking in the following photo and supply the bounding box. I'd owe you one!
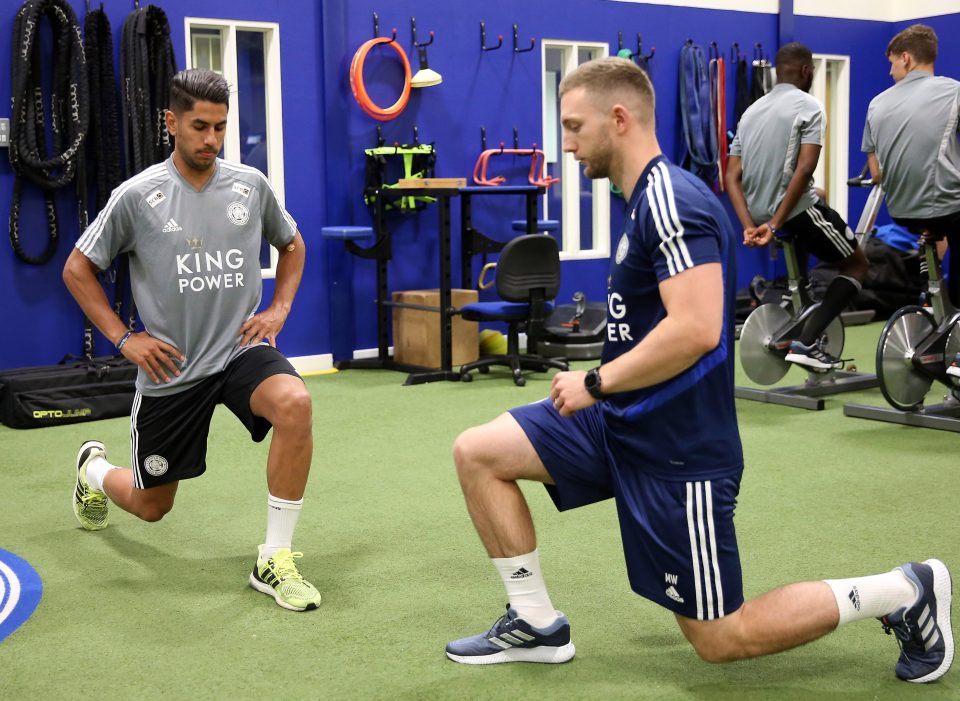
[0,549,43,643]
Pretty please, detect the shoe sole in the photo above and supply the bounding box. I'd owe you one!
[906,558,953,684]
[247,572,321,612]
[72,440,108,531]
[446,642,575,665]
[784,353,842,371]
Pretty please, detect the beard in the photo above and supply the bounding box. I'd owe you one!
[178,147,217,173]
[580,135,615,180]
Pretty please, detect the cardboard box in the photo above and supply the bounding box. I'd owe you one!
[393,289,479,368]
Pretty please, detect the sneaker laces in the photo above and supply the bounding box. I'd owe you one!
[79,488,107,514]
[265,550,306,582]
[484,606,513,638]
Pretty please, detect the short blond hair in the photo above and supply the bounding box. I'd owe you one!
[887,24,937,64]
[558,57,655,127]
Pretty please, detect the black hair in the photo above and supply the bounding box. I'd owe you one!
[169,68,230,114]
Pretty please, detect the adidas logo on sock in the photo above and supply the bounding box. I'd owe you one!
[848,586,861,611]
[510,567,533,579]
[665,585,685,604]
[162,218,183,233]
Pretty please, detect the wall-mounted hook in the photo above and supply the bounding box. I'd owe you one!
[513,127,519,149]
[513,24,535,53]
[636,33,655,62]
[412,125,420,146]
[134,0,140,8]
[373,12,397,43]
[480,126,487,151]
[480,21,503,52]
[411,17,436,48]
[376,125,385,147]
[709,41,720,61]
[730,42,741,62]
[754,42,764,61]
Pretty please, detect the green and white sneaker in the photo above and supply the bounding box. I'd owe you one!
[249,546,322,611]
[73,440,109,531]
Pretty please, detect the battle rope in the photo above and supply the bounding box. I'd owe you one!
[83,5,125,358]
[8,0,89,266]
[678,41,718,186]
[120,4,177,176]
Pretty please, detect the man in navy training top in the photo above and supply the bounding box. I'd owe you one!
[727,42,868,371]
[444,57,952,684]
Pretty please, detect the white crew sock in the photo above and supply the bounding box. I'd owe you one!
[824,569,918,625]
[493,549,558,629]
[261,494,303,560]
[86,455,119,493]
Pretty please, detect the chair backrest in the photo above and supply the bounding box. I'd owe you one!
[495,234,561,303]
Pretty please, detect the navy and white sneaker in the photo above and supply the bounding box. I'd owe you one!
[879,559,953,683]
[946,353,960,379]
[446,605,575,665]
[784,339,844,371]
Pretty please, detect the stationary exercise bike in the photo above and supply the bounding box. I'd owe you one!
[843,238,960,429]
[736,181,884,410]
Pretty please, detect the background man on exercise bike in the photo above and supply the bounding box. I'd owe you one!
[861,24,960,378]
[727,42,869,371]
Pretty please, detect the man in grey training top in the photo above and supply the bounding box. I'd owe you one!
[861,24,960,376]
[727,42,869,371]
[63,69,322,612]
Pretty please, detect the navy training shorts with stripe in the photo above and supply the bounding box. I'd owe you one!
[509,398,744,621]
[130,345,302,489]
[782,200,857,264]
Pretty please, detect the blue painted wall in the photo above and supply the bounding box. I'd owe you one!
[0,1,957,370]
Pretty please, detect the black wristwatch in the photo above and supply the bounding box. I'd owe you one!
[584,367,605,400]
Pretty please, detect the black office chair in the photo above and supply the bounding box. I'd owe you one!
[458,234,569,386]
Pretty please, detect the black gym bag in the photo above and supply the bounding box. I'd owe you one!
[0,356,137,429]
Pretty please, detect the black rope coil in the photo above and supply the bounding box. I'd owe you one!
[83,5,125,358]
[8,0,89,265]
[120,4,177,176]
[84,5,122,214]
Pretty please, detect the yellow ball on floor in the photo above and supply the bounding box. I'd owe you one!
[479,329,507,356]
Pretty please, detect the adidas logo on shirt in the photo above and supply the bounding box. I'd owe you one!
[510,567,533,580]
[162,218,183,233]
[665,585,685,604]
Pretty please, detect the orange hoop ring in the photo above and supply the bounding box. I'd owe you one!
[350,37,412,121]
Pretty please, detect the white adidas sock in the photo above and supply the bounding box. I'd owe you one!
[261,494,303,560]
[86,455,119,493]
[493,549,558,629]
[824,569,918,625]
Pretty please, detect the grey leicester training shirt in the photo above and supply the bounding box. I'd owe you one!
[862,70,960,219]
[76,156,298,396]
[729,82,825,224]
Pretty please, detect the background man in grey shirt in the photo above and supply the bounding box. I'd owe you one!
[63,69,322,612]
[862,24,960,375]
[727,43,868,371]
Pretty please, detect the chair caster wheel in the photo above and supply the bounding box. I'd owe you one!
[478,366,490,374]
[513,374,526,387]
[461,372,473,382]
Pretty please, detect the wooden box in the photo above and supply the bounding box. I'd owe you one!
[392,289,479,368]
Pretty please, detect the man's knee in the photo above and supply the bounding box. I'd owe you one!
[840,247,869,281]
[267,381,312,430]
[133,494,176,522]
[677,615,746,664]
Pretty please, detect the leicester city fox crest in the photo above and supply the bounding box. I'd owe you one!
[615,232,629,264]
[227,201,249,226]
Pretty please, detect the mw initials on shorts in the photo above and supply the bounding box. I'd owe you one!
[665,573,678,585]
